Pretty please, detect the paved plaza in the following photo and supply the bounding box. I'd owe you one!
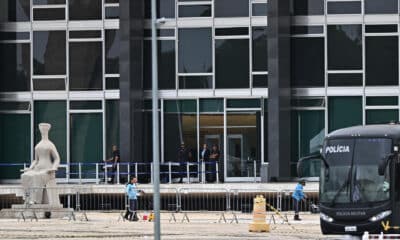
[0,212,348,240]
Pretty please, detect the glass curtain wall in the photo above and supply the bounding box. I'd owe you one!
[0,112,31,179]
[34,101,67,163]
[163,100,198,163]
[70,101,103,178]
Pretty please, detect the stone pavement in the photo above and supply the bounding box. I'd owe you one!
[0,212,344,240]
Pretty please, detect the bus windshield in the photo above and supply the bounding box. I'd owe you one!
[320,138,391,204]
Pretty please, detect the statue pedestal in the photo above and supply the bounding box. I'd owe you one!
[0,204,73,219]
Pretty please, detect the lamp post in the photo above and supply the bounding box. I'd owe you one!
[151,0,161,239]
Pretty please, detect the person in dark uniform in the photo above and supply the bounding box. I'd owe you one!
[104,145,120,183]
[177,142,188,183]
[209,144,220,183]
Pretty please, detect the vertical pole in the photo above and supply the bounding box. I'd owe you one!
[96,163,99,184]
[127,163,130,182]
[216,162,219,184]
[117,163,120,184]
[169,162,172,184]
[254,160,257,183]
[151,0,161,238]
[78,163,82,184]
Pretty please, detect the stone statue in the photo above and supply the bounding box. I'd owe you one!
[21,123,60,206]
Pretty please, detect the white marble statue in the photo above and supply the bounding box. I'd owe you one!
[21,123,60,205]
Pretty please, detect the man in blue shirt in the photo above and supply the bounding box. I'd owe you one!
[124,177,139,221]
[292,180,307,221]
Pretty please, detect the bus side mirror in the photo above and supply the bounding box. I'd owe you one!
[379,154,394,176]
[297,154,325,178]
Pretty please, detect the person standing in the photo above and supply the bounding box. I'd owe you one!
[177,142,188,183]
[292,180,307,221]
[199,143,210,183]
[209,144,220,183]
[104,145,120,183]
[124,177,139,221]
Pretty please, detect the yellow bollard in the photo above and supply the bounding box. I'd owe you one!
[148,212,154,222]
[249,195,270,232]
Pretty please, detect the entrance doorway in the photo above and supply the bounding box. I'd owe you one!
[225,111,261,181]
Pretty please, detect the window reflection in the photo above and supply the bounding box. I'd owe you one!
[69,0,101,20]
[328,25,362,70]
[0,0,30,22]
[215,0,249,17]
[33,31,66,75]
[216,39,249,88]
[69,42,102,90]
[0,43,30,92]
[105,30,119,74]
[179,28,212,73]
[365,0,398,14]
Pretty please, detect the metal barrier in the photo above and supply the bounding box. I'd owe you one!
[0,185,319,222]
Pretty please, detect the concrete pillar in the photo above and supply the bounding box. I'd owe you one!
[267,0,291,181]
[119,0,144,166]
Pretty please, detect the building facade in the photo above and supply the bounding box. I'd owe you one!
[0,0,399,182]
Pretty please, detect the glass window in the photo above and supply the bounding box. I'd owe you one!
[70,101,102,110]
[366,110,399,124]
[252,27,268,72]
[291,110,325,162]
[0,114,31,179]
[144,40,176,90]
[291,37,324,87]
[327,1,361,14]
[33,31,66,75]
[227,99,260,108]
[69,0,101,20]
[0,102,30,111]
[164,100,198,162]
[366,97,398,106]
[106,77,119,90]
[199,99,224,112]
[145,0,175,19]
[365,25,397,33]
[0,0,30,22]
[216,28,249,36]
[179,28,212,73]
[328,25,362,70]
[365,0,398,14]
[69,42,102,90]
[252,3,267,16]
[0,32,29,41]
[328,97,362,132]
[105,30,119,74]
[34,101,67,163]
[105,7,119,19]
[216,39,249,89]
[33,0,65,4]
[200,112,224,182]
[226,112,261,178]
[106,100,120,158]
[366,36,398,86]
[328,73,362,86]
[33,78,66,91]
[292,0,324,15]
[69,31,101,38]
[291,26,323,35]
[179,76,212,89]
[70,113,103,169]
[0,43,30,92]
[253,75,268,88]
[179,5,212,17]
[33,8,65,20]
[215,0,249,17]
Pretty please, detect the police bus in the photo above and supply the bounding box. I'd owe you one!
[297,124,400,235]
